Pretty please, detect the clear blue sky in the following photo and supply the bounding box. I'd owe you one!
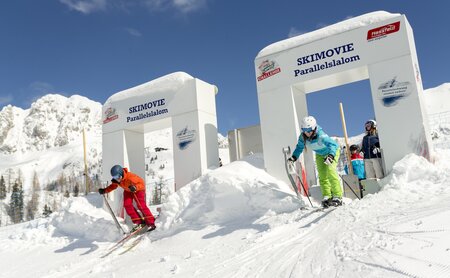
[1,1,449,137]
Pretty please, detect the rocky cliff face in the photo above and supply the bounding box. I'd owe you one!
[0,94,102,154]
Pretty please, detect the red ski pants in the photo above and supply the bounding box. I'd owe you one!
[123,190,155,226]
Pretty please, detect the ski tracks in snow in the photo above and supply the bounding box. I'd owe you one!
[205,198,450,278]
[205,207,345,278]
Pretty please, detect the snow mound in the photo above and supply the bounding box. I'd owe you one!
[11,195,120,243]
[378,154,440,202]
[50,195,119,242]
[347,151,450,214]
[159,154,304,231]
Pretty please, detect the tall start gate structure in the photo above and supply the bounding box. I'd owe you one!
[102,72,219,198]
[255,11,433,187]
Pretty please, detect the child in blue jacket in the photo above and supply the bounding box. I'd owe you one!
[347,144,365,180]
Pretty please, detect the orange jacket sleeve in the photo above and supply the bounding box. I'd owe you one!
[104,182,119,194]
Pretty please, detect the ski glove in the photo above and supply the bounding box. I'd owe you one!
[324,154,334,166]
[372,147,380,155]
[287,155,297,162]
[98,188,106,195]
[128,185,137,193]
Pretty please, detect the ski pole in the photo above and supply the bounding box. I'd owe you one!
[339,175,361,200]
[131,191,146,224]
[103,193,126,234]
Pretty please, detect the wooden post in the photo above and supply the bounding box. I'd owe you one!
[339,103,353,175]
[83,128,90,194]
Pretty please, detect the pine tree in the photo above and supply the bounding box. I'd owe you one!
[46,180,58,191]
[26,202,34,221]
[9,181,24,223]
[91,174,101,193]
[159,176,171,203]
[18,180,24,222]
[152,183,160,205]
[26,172,41,221]
[0,175,6,200]
[53,196,59,212]
[152,176,166,205]
[6,168,14,193]
[42,204,52,217]
[58,173,67,193]
[73,184,80,197]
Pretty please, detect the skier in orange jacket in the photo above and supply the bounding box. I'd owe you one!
[99,165,156,232]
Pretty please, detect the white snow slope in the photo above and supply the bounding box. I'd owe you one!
[1,142,450,278]
[1,87,450,277]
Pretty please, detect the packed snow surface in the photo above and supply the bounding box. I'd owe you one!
[1,144,450,277]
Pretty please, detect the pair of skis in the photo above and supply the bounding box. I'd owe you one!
[101,190,154,257]
[282,147,313,207]
[101,226,151,257]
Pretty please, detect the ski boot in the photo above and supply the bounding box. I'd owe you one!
[147,223,156,232]
[329,197,343,207]
[321,196,332,208]
[130,223,146,233]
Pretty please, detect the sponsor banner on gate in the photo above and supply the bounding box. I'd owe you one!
[103,107,119,124]
[257,60,281,81]
[377,77,411,107]
[367,21,400,41]
[176,126,197,150]
[255,16,409,92]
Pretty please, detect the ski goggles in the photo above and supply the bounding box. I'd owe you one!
[112,174,122,180]
[365,122,372,129]
[301,127,314,133]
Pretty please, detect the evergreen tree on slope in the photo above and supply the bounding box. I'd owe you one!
[9,181,24,223]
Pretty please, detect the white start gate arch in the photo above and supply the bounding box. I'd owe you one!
[101,72,219,205]
[255,11,433,187]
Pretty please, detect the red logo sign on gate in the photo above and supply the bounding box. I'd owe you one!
[367,21,400,40]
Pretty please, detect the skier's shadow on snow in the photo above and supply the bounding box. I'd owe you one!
[202,222,270,239]
[55,239,99,255]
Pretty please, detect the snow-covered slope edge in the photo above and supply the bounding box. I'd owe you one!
[1,141,449,278]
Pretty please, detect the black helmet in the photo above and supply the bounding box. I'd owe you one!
[365,119,376,130]
[110,165,123,180]
[349,144,359,152]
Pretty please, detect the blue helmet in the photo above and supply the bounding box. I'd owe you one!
[110,165,123,180]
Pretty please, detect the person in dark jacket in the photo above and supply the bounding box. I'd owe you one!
[361,120,384,179]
